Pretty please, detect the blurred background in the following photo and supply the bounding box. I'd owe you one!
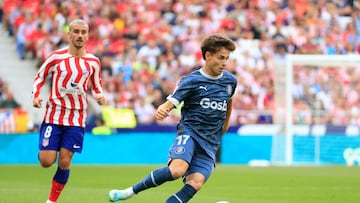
[1,0,360,166]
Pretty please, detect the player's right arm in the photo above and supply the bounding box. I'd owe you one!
[155,100,175,120]
[32,54,55,108]
[156,74,192,120]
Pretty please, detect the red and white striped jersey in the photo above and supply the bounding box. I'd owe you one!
[32,47,103,127]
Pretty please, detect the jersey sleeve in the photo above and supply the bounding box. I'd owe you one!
[228,72,237,98]
[90,57,104,95]
[32,55,55,99]
[167,75,193,108]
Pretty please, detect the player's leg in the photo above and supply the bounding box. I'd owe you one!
[47,125,84,203]
[38,123,62,203]
[165,145,214,203]
[132,158,189,192]
[38,123,61,167]
[47,147,73,203]
[108,133,195,202]
[39,150,57,167]
[165,172,205,203]
[108,162,181,202]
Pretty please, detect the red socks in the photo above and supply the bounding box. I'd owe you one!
[48,180,65,202]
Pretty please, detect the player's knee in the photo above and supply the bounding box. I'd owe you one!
[185,173,206,190]
[186,180,203,191]
[169,160,189,179]
[39,159,55,168]
[38,150,57,168]
[170,168,187,179]
[58,157,72,169]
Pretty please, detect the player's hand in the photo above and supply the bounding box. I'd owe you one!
[95,95,106,105]
[155,105,170,120]
[33,97,43,108]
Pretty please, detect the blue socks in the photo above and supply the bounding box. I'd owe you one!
[132,167,174,194]
[53,167,70,184]
[166,184,197,203]
[130,167,198,202]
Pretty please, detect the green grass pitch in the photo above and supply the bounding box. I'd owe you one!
[0,164,359,203]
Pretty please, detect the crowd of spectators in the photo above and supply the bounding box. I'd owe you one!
[0,76,21,109]
[1,0,360,128]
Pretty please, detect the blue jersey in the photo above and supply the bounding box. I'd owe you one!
[167,69,237,160]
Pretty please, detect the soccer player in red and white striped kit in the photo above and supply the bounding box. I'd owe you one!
[32,19,106,203]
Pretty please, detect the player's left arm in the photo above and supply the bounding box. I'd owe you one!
[90,58,106,105]
[222,98,233,135]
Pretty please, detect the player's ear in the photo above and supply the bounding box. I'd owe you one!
[205,51,211,60]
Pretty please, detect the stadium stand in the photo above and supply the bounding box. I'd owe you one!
[0,18,48,132]
[1,0,360,133]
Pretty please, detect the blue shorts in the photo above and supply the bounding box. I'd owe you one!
[39,122,85,153]
[168,134,215,181]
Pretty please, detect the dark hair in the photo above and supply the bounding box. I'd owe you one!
[201,34,236,60]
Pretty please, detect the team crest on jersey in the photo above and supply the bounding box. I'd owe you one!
[42,138,49,147]
[226,85,232,95]
[175,146,185,154]
[82,68,89,75]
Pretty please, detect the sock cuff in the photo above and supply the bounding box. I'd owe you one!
[158,166,174,180]
[132,166,174,194]
[184,184,197,194]
[53,167,70,184]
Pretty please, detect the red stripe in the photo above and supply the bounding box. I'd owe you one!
[83,61,91,92]
[89,64,102,94]
[74,57,83,83]
[62,59,72,88]
[78,95,84,125]
[58,59,72,125]
[83,56,100,66]
[48,71,57,123]
[68,94,75,126]
[95,64,103,93]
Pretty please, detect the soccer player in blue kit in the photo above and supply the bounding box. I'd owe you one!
[109,34,237,202]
